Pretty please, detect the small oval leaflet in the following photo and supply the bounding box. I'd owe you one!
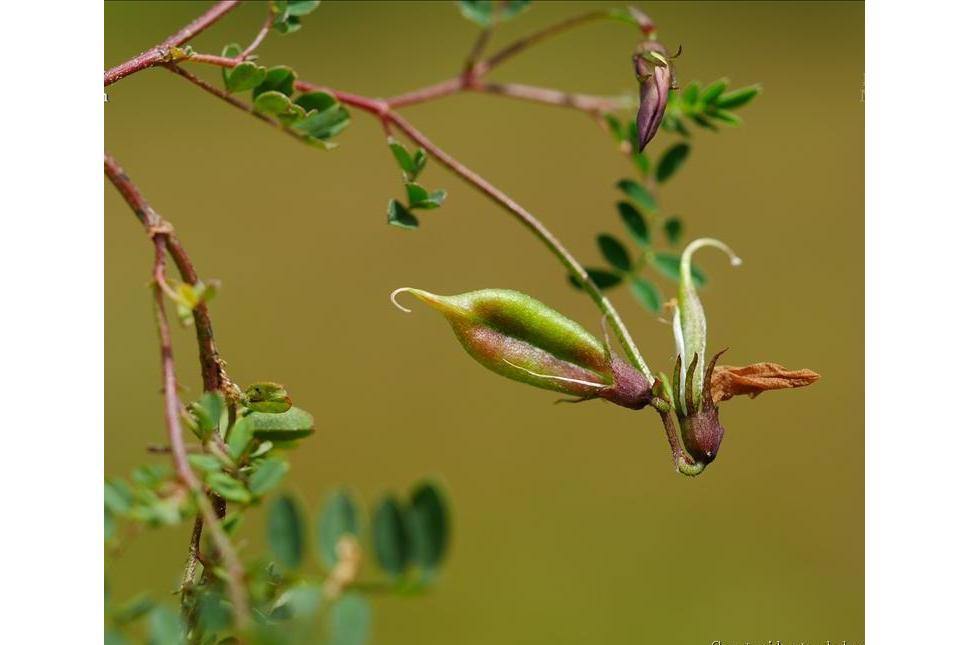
[245,406,315,441]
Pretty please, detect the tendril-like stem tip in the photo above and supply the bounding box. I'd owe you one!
[390,287,415,313]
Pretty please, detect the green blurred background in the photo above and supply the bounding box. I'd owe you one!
[105,1,863,642]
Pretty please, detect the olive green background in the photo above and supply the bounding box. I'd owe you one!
[105,1,863,643]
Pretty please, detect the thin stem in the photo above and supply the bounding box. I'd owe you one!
[477,10,612,74]
[151,238,250,627]
[104,153,227,393]
[463,28,493,76]
[473,82,633,114]
[385,77,465,109]
[104,0,241,87]
[164,64,307,145]
[185,54,630,115]
[238,11,274,60]
[150,54,651,376]
[106,153,248,625]
[383,111,651,378]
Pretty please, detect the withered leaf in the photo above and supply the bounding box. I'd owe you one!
[710,363,820,403]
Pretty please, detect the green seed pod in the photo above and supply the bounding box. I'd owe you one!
[673,238,741,415]
[392,288,652,410]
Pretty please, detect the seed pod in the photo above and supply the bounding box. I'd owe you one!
[633,42,673,151]
[392,288,652,410]
[672,238,742,415]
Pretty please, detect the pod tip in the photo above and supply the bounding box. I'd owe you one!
[390,287,414,313]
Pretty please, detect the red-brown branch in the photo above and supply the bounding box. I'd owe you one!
[106,152,248,625]
[104,153,226,394]
[104,0,241,87]
[151,239,249,626]
[473,81,632,114]
[238,11,274,59]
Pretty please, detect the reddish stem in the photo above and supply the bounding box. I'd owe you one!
[104,0,240,87]
[473,81,631,114]
[477,10,612,74]
[104,153,226,394]
[151,238,249,626]
[238,11,274,59]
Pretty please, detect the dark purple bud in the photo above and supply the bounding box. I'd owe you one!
[633,42,672,152]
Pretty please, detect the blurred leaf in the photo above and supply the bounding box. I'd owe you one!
[710,109,742,126]
[682,81,700,105]
[387,199,419,230]
[630,277,662,313]
[147,606,184,645]
[253,65,296,98]
[631,151,650,176]
[222,511,244,536]
[652,252,708,286]
[206,472,252,504]
[328,593,371,645]
[197,591,232,633]
[292,104,351,141]
[294,90,337,113]
[617,202,649,247]
[596,234,632,272]
[113,593,154,624]
[458,0,531,27]
[187,454,223,474]
[625,120,638,149]
[220,43,241,86]
[254,90,295,115]
[690,113,718,131]
[715,85,761,110]
[700,78,729,104]
[318,489,359,568]
[387,138,414,175]
[412,149,427,178]
[663,217,683,245]
[271,584,321,621]
[405,183,446,209]
[105,509,116,541]
[604,113,624,142]
[249,458,289,496]
[191,392,225,439]
[372,496,410,577]
[133,464,169,487]
[568,268,623,291]
[105,479,133,515]
[104,630,128,645]
[286,0,321,16]
[656,143,690,183]
[615,179,657,212]
[228,416,255,462]
[251,441,274,458]
[267,495,305,568]
[225,62,266,93]
[248,406,315,441]
[408,481,449,575]
[273,12,303,33]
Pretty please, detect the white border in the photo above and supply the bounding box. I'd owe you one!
[867,0,967,642]
[2,0,966,641]
[0,0,104,640]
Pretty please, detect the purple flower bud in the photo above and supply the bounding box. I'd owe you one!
[633,42,672,152]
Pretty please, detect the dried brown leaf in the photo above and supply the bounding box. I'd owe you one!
[710,362,820,404]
